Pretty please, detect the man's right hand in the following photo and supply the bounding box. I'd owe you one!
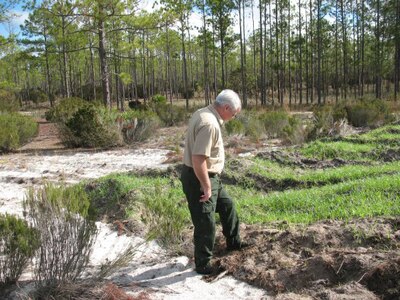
[200,188,212,202]
[192,155,212,203]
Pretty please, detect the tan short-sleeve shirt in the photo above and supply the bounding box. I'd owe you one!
[183,105,225,174]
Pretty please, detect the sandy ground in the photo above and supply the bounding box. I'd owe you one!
[0,140,268,299]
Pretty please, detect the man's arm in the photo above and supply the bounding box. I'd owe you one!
[192,154,211,202]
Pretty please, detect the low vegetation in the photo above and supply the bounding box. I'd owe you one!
[0,112,38,152]
[224,109,305,144]
[54,122,400,248]
[46,97,164,148]
[0,214,39,286]
[22,184,97,296]
[0,88,20,112]
[84,173,189,249]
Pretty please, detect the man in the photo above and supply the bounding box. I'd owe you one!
[180,89,248,275]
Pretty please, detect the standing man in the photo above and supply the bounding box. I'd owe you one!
[180,89,248,275]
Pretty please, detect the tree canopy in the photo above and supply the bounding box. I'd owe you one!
[1,0,399,108]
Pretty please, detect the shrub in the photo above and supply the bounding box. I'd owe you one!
[45,97,90,123]
[308,104,358,140]
[24,184,97,289]
[19,88,48,104]
[257,110,306,144]
[61,106,123,148]
[128,100,146,110]
[119,110,160,143]
[29,88,48,104]
[84,178,128,220]
[151,94,167,104]
[0,214,39,286]
[308,105,335,139]
[135,182,190,248]
[181,88,194,99]
[152,103,188,126]
[0,113,38,152]
[245,114,265,142]
[332,101,348,121]
[259,110,291,138]
[0,89,20,112]
[284,116,307,145]
[346,99,392,128]
[225,118,245,135]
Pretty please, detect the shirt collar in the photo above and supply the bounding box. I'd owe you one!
[207,104,224,126]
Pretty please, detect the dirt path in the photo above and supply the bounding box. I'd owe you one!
[19,119,64,152]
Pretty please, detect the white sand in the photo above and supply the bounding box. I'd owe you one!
[0,148,268,299]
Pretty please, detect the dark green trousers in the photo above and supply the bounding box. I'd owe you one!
[180,165,241,268]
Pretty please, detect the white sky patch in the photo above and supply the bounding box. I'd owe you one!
[0,9,29,37]
[137,0,161,12]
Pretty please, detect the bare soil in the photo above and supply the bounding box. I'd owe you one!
[209,218,400,299]
[19,118,64,152]
[20,119,400,300]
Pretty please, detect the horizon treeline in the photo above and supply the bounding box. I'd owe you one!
[0,0,399,109]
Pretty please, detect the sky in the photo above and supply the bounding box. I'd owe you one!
[0,0,254,39]
[0,0,29,38]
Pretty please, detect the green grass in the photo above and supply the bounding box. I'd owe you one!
[249,158,400,185]
[344,125,400,145]
[229,173,400,224]
[83,173,190,247]
[0,112,38,152]
[300,124,400,160]
[300,140,377,160]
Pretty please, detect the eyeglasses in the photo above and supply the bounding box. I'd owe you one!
[228,106,238,118]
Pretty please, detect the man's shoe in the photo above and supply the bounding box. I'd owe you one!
[226,241,252,251]
[195,263,213,275]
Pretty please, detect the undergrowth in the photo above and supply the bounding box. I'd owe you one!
[0,112,38,152]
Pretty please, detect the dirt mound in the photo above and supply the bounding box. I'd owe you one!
[379,148,400,162]
[210,218,400,299]
[255,150,366,169]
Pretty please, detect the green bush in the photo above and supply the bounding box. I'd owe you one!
[308,105,335,139]
[259,110,291,138]
[284,116,306,145]
[24,184,97,289]
[225,118,245,135]
[0,89,20,112]
[61,106,123,148]
[119,110,160,143]
[346,99,392,128]
[0,214,39,286]
[245,115,265,142]
[45,97,90,123]
[152,103,188,126]
[137,182,190,247]
[29,88,48,104]
[332,101,348,121]
[0,113,38,152]
[151,94,167,104]
[258,110,305,144]
[181,88,194,99]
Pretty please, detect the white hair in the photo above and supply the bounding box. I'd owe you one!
[215,89,241,110]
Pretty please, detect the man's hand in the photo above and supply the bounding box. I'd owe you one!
[200,188,212,202]
[192,155,212,203]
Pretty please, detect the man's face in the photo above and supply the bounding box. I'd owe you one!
[225,105,240,121]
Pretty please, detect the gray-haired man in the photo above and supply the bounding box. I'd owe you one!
[180,89,249,275]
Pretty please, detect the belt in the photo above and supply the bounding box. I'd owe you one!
[183,165,219,177]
